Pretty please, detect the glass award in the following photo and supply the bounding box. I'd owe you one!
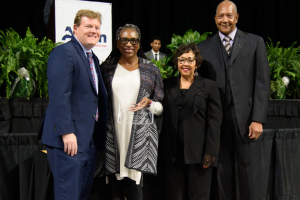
[117,102,154,124]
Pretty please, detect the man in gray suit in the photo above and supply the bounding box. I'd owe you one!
[145,36,166,61]
[197,1,270,200]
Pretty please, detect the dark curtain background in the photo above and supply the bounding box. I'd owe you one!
[0,0,298,56]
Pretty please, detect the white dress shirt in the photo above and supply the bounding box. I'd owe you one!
[151,49,160,60]
[218,27,237,47]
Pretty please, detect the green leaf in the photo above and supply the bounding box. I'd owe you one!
[182,29,194,44]
[267,38,300,99]
[199,32,212,42]
[174,71,179,76]
[0,54,5,62]
[193,31,201,43]
[0,27,59,98]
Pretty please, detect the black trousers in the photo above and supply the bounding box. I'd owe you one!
[218,104,262,200]
[163,160,212,200]
[108,174,143,200]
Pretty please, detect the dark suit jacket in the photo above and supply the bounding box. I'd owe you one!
[160,76,222,164]
[197,29,270,142]
[145,50,166,61]
[38,36,108,152]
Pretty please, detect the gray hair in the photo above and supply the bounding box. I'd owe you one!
[216,0,238,15]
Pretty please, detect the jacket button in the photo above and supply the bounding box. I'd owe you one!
[94,100,98,103]
[93,115,95,118]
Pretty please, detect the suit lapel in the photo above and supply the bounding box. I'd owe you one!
[93,53,107,97]
[148,52,154,60]
[210,34,225,71]
[230,29,246,65]
[93,53,100,74]
[159,52,164,59]
[169,76,180,101]
[71,37,97,92]
[166,77,180,132]
[182,76,204,106]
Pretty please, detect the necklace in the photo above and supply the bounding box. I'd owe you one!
[180,76,194,89]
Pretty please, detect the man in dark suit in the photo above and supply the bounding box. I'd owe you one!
[145,36,166,61]
[38,9,107,200]
[197,1,270,200]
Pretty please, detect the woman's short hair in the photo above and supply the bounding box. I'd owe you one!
[173,42,203,69]
[74,9,102,26]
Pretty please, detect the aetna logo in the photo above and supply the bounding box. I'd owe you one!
[62,27,73,41]
[62,26,107,43]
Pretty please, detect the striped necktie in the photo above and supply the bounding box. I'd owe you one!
[86,52,98,121]
[224,36,231,54]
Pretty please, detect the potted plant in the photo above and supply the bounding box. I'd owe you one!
[149,56,174,79]
[0,27,58,99]
[166,29,211,54]
[266,38,300,99]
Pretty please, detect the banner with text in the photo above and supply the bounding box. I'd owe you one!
[55,0,112,63]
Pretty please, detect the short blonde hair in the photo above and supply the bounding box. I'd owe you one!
[74,9,102,26]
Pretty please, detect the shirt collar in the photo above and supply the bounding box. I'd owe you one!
[74,36,92,56]
[151,49,159,55]
[218,27,237,41]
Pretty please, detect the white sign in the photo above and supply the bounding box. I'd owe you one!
[55,0,112,63]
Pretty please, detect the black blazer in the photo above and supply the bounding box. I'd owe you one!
[197,29,270,142]
[160,76,222,164]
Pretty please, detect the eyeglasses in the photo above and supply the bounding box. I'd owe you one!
[178,57,196,64]
[118,37,140,45]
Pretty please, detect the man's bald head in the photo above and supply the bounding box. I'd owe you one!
[216,0,238,15]
[215,0,239,35]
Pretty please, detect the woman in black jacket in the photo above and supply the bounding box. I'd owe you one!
[159,42,222,200]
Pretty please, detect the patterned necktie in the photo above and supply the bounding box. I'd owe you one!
[155,54,158,61]
[86,52,98,121]
[224,36,231,54]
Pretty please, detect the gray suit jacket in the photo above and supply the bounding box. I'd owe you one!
[145,50,166,61]
[197,29,270,142]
